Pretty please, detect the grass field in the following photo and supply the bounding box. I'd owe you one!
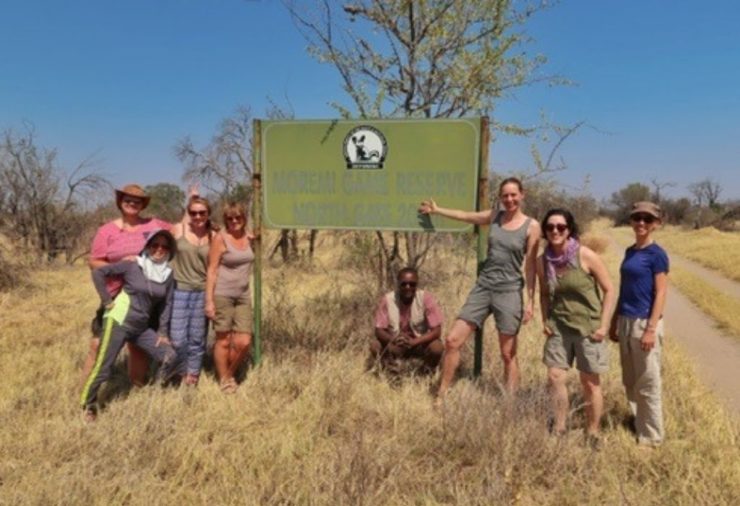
[0,231,739,504]
[653,225,740,282]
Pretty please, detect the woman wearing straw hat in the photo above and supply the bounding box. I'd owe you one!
[82,184,171,387]
[610,201,669,447]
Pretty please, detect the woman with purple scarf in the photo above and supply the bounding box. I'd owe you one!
[536,209,616,448]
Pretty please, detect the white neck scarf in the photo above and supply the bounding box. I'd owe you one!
[137,253,172,283]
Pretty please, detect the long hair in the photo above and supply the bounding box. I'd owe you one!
[188,196,215,242]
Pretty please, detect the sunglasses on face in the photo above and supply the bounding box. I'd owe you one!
[399,281,418,288]
[149,242,170,251]
[122,197,144,206]
[188,210,208,217]
[631,213,656,224]
[544,223,568,233]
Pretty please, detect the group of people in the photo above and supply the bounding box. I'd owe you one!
[80,184,256,420]
[80,178,668,448]
[372,178,668,447]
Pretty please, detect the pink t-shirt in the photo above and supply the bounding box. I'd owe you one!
[90,218,171,295]
[374,291,443,334]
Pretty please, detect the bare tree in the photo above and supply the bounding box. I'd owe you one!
[688,178,722,209]
[650,177,676,204]
[286,0,566,286]
[175,106,254,198]
[0,125,108,263]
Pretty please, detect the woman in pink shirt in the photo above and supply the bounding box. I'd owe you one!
[82,184,171,386]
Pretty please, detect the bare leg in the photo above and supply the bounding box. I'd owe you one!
[498,333,519,394]
[547,367,569,433]
[580,371,603,436]
[80,337,101,386]
[228,332,252,378]
[437,319,476,399]
[422,340,444,371]
[213,331,232,383]
[126,342,150,387]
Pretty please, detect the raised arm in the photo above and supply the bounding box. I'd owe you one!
[419,198,493,226]
[522,220,542,324]
[205,233,226,320]
[581,247,616,342]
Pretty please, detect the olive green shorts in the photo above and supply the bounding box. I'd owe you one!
[213,293,253,333]
[543,324,609,374]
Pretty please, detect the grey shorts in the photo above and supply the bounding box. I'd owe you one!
[543,323,609,374]
[214,293,253,334]
[458,284,522,335]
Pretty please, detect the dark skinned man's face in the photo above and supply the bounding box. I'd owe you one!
[397,272,418,304]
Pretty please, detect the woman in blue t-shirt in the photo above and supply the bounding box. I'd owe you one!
[610,201,669,446]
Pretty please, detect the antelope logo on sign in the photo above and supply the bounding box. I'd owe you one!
[343,126,387,169]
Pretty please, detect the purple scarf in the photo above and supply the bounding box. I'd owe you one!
[545,237,580,290]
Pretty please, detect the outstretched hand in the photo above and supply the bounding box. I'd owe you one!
[187,183,200,198]
[418,199,438,215]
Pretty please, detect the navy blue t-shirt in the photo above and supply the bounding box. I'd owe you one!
[617,243,670,319]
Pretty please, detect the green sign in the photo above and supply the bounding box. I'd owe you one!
[261,118,481,231]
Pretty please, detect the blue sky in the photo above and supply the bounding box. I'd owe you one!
[1,0,738,200]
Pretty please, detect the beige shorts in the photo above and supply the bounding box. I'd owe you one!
[213,293,253,333]
[543,323,609,374]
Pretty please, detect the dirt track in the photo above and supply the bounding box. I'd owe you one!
[608,237,740,416]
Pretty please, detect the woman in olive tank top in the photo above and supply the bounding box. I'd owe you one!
[537,209,616,446]
[170,194,215,386]
[420,177,541,399]
[205,202,256,394]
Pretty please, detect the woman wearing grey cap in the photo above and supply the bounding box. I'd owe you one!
[610,201,669,447]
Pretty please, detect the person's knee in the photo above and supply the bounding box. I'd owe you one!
[428,340,444,358]
[499,347,517,363]
[547,368,566,386]
[233,333,252,350]
[580,372,601,392]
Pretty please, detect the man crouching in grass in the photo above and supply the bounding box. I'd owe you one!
[369,267,444,375]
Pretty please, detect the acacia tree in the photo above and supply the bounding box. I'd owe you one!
[286,0,565,285]
[0,126,107,263]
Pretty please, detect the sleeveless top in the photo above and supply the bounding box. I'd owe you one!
[214,233,255,298]
[477,211,531,292]
[171,227,209,291]
[547,248,602,336]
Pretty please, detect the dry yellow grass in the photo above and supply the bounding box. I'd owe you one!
[664,265,740,340]
[655,226,740,282]
[0,233,739,504]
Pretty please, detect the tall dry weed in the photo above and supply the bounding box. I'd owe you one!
[0,234,739,504]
